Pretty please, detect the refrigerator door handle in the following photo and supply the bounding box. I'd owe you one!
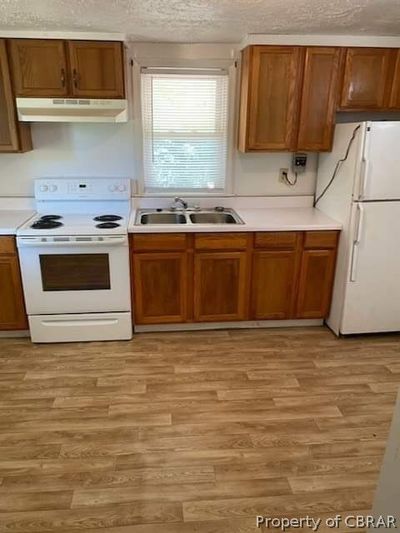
[358,158,370,200]
[350,204,364,282]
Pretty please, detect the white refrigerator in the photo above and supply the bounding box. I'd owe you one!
[316,121,400,335]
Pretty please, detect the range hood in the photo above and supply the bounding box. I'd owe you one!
[16,98,128,123]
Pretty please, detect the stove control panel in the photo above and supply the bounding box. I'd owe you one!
[34,178,131,200]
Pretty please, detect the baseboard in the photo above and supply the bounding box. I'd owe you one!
[134,319,323,333]
[0,330,30,338]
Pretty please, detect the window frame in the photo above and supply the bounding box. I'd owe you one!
[132,59,237,196]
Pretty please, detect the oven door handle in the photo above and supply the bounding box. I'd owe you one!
[17,236,128,247]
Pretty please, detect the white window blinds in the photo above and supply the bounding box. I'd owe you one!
[141,69,229,192]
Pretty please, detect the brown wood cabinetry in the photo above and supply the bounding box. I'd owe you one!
[130,230,339,326]
[295,231,338,319]
[251,250,298,319]
[297,47,341,151]
[0,237,28,330]
[8,39,124,99]
[339,47,393,110]
[238,45,341,152]
[193,233,250,322]
[389,50,400,109]
[131,234,189,324]
[238,46,303,151]
[296,249,337,319]
[0,40,32,153]
[194,251,248,322]
[239,44,400,152]
[251,232,301,320]
[68,41,124,98]
[132,252,188,325]
[9,39,68,97]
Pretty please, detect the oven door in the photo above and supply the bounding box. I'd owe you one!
[17,235,131,315]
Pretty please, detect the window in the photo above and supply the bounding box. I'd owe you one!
[141,69,230,193]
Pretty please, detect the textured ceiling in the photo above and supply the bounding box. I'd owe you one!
[0,0,399,42]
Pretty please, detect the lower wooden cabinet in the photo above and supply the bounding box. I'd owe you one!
[251,250,298,319]
[132,251,188,324]
[194,252,248,322]
[0,237,28,330]
[130,231,339,325]
[296,249,336,319]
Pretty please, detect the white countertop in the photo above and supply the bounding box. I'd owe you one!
[0,210,36,235]
[128,207,342,233]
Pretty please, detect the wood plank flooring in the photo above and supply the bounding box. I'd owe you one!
[0,326,398,532]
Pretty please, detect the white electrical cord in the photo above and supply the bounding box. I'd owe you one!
[281,170,298,187]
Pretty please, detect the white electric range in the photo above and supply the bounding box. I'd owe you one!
[17,178,132,343]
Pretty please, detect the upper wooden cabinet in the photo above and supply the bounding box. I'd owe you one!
[238,45,341,152]
[238,46,303,151]
[68,41,124,98]
[9,39,68,97]
[8,39,125,99]
[0,40,32,153]
[339,48,393,110]
[389,50,400,109]
[297,47,341,151]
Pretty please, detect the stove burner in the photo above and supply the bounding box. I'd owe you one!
[31,220,63,230]
[94,215,122,222]
[40,215,63,221]
[96,222,121,229]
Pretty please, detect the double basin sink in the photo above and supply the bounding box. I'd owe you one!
[136,208,244,225]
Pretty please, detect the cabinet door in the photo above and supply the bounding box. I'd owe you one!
[239,46,303,151]
[0,40,31,153]
[297,47,341,151]
[194,252,248,322]
[133,252,188,324]
[339,48,392,110]
[0,40,19,152]
[389,50,400,109]
[251,250,298,320]
[296,249,336,319]
[68,41,124,98]
[8,39,68,97]
[0,252,28,330]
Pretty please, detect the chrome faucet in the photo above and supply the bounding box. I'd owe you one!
[171,197,188,210]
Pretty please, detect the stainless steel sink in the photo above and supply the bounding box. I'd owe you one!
[139,213,187,225]
[189,212,240,224]
[135,208,243,225]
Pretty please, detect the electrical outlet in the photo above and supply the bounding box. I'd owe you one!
[279,168,289,183]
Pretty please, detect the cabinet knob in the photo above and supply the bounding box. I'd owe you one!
[60,68,66,87]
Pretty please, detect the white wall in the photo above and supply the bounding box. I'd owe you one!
[0,40,317,198]
[234,151,317,196]
[0,122,317,198]
[0,122,136,197]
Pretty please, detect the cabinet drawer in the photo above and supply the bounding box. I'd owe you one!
[255,232,298,249]
[195,233,248,251]
[131,234,187,252]
[0,237,16,255]
[304,231,338,249]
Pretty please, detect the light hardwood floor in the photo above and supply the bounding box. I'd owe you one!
[0,326,398,532]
